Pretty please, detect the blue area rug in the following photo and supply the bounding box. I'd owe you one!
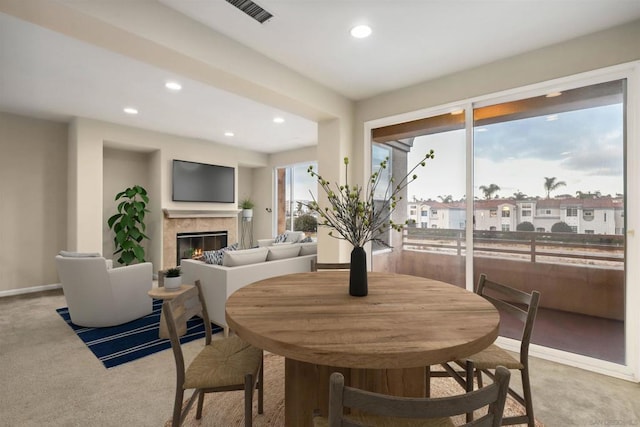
[56,299,221,368]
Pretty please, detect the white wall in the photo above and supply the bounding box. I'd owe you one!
[0,112,67,293]
[354,19,640,168]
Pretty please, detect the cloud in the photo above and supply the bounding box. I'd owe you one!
[474,103,623,178]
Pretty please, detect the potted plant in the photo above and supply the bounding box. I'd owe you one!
[163,267,182,290]
[240,198,255,219]
[304,152,435,297]
[107,184,150,265]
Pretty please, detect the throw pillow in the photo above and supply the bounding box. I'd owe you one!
[202,243,239,265]
[58,251,101,257]
[274,233,287,244]
[284,230,304,243]
[300,236,313,243]
[299,242,317,255]
[267,243,301,261]
[222,247,269,267]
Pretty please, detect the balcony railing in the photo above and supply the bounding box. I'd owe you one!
[403,228,624,268]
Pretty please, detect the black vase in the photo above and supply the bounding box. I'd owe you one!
[349,246,368,297]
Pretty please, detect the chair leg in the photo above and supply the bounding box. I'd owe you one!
[258,358,264,414]
[244,373,254,427]
[476,369,483,388]
[425,365,431,397]
[172,387,185,427]
[465,360,475,423]
[196,389,205,419]
[521,367,535,427]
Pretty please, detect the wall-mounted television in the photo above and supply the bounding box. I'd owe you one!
[172,159,235,203]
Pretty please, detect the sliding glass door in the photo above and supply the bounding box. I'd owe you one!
[371,110,467,285]
[473,79,626,363]
[369,71,633,374]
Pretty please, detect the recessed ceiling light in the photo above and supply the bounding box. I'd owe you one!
[165,81,182,91]
[546,114,559,121]
[350,25,372,39]
[273,117,285,124]
[546,92,562,98]
[450,109,464,115]
[123,107,138,115]
[475,127,488,132]
[224,131,234,137]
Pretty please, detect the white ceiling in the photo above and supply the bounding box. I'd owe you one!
[1,1,640,155]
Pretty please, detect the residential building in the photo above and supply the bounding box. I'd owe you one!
[413,196,624,234]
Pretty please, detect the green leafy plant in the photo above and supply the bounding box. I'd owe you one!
[305,151,435,248]
[240,198,255,209]
[294,213,318,233]
[164,267,181,277]
[107,184,150,265]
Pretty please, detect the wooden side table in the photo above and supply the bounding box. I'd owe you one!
[148,284,194,339]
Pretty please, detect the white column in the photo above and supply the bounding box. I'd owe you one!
[67,118,104,252]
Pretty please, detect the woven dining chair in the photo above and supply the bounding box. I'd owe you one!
[163,280,264,427]
[434,273,540,426]
[313,366,510,427]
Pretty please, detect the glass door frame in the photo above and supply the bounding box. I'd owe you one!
[363,61,640,382]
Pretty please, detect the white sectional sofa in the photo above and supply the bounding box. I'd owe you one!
[181,242,317,335]
[256,230,306,248]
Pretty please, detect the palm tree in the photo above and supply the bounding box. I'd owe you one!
[512,191,528,200]
[544,177,566,199]
[479,184,501,200]
[438,195,453,203]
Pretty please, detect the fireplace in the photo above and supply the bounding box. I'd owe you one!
[176,231,228,265]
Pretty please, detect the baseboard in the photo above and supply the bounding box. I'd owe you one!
[0,283,62,298]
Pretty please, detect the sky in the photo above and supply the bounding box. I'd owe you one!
[288,103,624,203]
[407,103,624,201]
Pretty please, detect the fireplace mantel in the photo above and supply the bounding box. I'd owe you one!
[163,209,241,219]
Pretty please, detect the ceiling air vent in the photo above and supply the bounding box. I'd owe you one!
[225,0,273,24]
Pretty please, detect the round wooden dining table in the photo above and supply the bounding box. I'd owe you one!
[225,271,500,427]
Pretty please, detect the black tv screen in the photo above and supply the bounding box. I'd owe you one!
[172,160,235,203]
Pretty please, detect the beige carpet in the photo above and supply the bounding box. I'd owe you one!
[167,353,544,427]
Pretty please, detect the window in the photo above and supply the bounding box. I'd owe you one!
[501,209,510,218]
[371,144,393,250]
[431,209,438,215]
[522,209,532,216]
[501,224,510,232]
[566,207,578,217]
[570,226,578,233]
[536,227,545,232]
[585,230,595,234]
[275,162,318,235]
[421,210,429,216]
[490,209,497,217]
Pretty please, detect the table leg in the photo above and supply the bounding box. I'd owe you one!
[158,307,169,339]
[284,358,425,427]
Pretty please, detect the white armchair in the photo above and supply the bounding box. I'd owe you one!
[55,254,153,327]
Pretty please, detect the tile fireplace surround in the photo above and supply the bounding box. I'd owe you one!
[162,210,239,269]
